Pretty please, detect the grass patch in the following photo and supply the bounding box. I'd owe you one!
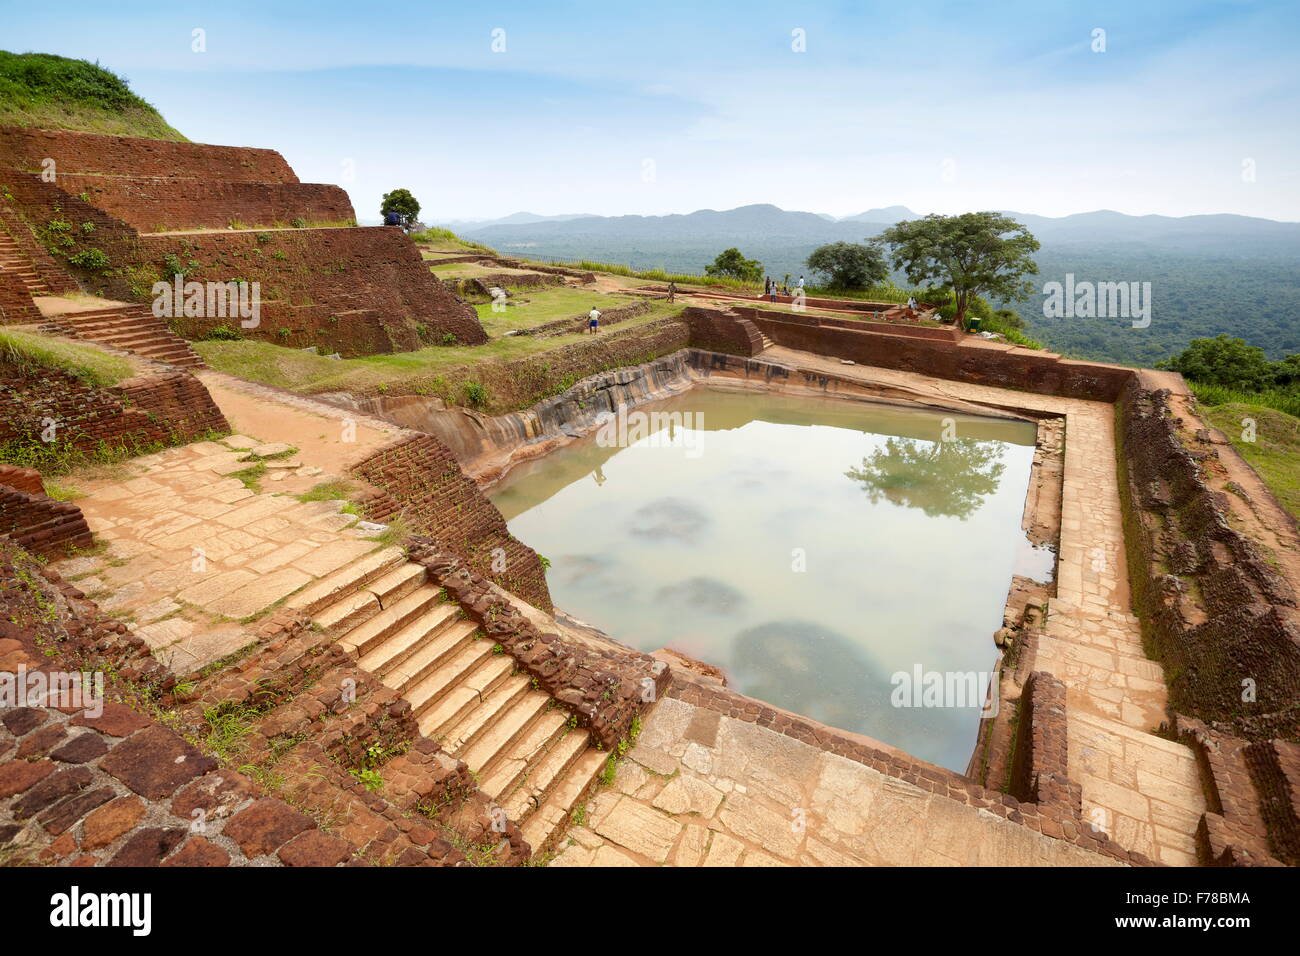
[1191,382,1300,420]
[227,462,267,492]
[41,479,83,501]
[0,328,135,386]
[412,228,497,256]
[194,298,683,399]
[1201,401,1300,522]
[0,51,185,140]
[297,479,357,502]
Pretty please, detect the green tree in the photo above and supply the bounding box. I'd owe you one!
[874,212,1040,328]
[380,189,421,231]
[705,247,763,282]
[805,241,888,290]
[1272,353,1300,388]
[1159,335,1278,391]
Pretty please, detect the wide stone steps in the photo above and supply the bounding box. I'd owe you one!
[288,545,407,617]
[304,552,608,860]
[50,305,206,369]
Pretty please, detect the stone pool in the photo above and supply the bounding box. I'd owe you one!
[489,388,1044,771]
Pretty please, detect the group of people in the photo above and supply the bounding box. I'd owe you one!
[763,275,804,302]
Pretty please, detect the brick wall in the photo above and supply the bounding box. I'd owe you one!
[1008,671,1082,814]
[682,306,763,356]
[0,481,92,558]
[746,310,1134,401]
[0,126,297,182]
[1116,380,1300,740]
[1,172,142,300]
[141,227,488,354]
[349,434,552,609]
[55,175,354,232]
[0,361,229,461]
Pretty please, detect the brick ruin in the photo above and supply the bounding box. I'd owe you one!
[349,434,554,610]
[0,539,529,866]
[0,125,487,354]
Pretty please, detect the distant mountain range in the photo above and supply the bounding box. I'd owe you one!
[444,203,1300,252]
[435,203,1300,366]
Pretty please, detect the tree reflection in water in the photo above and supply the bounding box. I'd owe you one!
[845,437,1006,520]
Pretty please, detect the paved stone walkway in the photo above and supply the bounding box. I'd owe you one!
[53,436,390,673]
[550,698,1119,867]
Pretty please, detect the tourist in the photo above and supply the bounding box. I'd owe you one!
[667,281,676,302]
[907,295,917,310]
[797,275,805,290]
[588,306,601,333]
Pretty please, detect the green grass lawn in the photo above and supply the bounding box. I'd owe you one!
[1203,402,1300,522]
[194,296,682,395]
[0,329,136,386]
[475,286,651,335]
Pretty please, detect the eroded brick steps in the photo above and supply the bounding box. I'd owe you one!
[303,551,609,859]
[0,229,50,296]
[47,304,206,369]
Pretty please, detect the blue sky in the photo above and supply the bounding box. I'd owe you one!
[4,0,1298,221]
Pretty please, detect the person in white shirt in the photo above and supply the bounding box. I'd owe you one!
[588,307,601,333]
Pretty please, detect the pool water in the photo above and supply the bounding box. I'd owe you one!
[489,388,1044,771]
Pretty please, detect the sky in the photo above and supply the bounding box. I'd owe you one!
[4,0,1299,222]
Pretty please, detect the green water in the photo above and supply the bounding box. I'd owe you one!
[489,388,1046,772]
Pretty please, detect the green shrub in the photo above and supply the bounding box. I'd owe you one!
[67,247,110,271]
[202,324,244,341]
[461,381,489,407]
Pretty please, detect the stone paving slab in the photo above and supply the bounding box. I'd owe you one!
[52,435,385,675]
[550,699,1120,868]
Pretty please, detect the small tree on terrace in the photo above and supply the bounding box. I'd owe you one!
[705,247,763,282]
[805,241,888,290]
[874,212,1040,328]
[380,189,421,232]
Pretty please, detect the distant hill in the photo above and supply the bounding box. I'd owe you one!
[839,206,919,224]
[437,211,598,230]
[459,204,1300,365]
[0,51,185,140]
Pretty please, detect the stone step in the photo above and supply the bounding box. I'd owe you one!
[458,689,552,777]
[518,748,609,853]
[314,561,426,634]
[336,583,444,658]
[287,546,406,616]
[404,638,497,715]
[416,656,516,740]
[357,601,461,677]
[478,708,570,800]
[499,726,589,820]
[438,673,532,756]
[381,618,479,695]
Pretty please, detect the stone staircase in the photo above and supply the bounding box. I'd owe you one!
[45,303,206,369]
[287,547,609,857]
[0,228,51,296]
